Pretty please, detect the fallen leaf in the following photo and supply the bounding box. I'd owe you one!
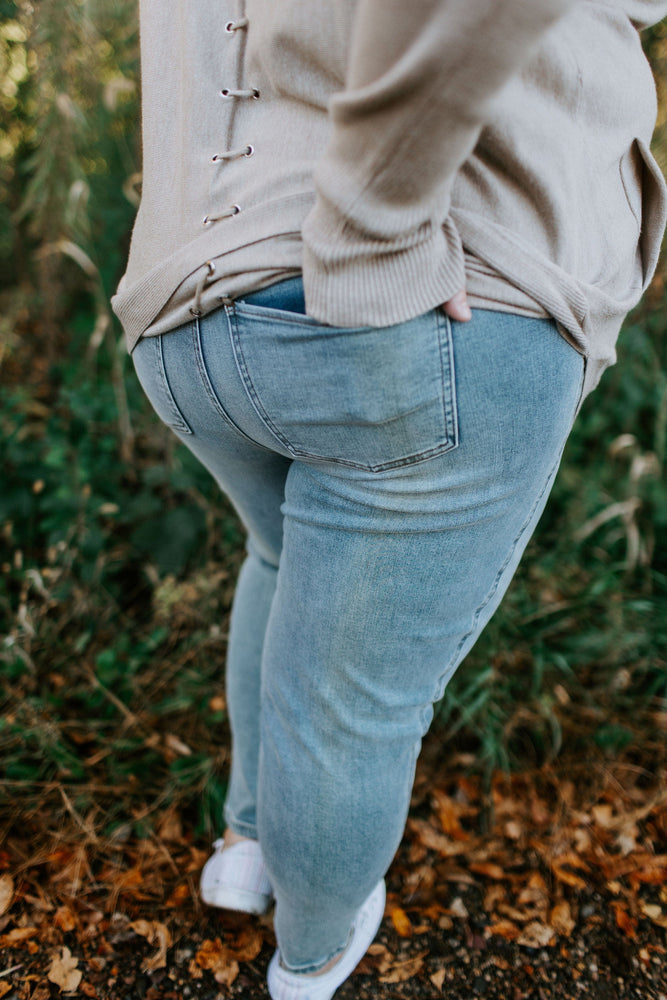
[390,907,413,938]
[432,791,468,841]
[612,903,637,939]
[0,875,14,917]
[357,942,393,975]
[130,919,172,971]
[187,957,203,980]
[165,883,191,908]
[158,810,183,842]
[469,862,505,881]
[551,854,589,891]
[486,919,521,941]
[0,983,12,998]
[592,804,614,828]
[0,927,38,947]
[448,897,469,919]
[504,820,522,841]
[407,819,466,857]
[550,901,576,937]
[516,921,556,949]
[195,938,240,987]
[378,951,427,984]
[639,901,667,929]
[48,947,83,993]
[430,968,447,991]
[55,906,77,932]
[229,925,263,963]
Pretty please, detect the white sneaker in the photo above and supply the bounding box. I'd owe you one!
[200,837,273,915]
[267,879,386,1000]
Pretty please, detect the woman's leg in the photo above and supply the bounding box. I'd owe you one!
[238,308,585,971]
[131,318,291,842]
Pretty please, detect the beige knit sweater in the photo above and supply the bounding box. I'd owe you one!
[112,0,667,399]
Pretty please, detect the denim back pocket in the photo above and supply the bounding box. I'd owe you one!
[228,302,458,472]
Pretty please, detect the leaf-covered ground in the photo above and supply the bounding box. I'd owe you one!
[2,733,666,1000]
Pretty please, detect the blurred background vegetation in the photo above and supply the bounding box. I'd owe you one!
[0,1,666,844]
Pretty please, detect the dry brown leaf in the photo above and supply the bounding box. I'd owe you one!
[55,906,77,932]
[390,906,413,938]
[639,902,667,929]
[592,803,614,828]
[378,951,427,984]
[0,875,14,917]
[195,937,240,986]
[129,919,172,971]
[486,919,521,941]
[48,947,83,993]
[432,791,468,841]
[0,983,12,999]
[551,854,589,891]
[448,897,469,919]
[518,871,549,904]
[158,810,183,842]
[358,942,393,975]
[188,957,204,980]
[612,903,637,939]
[406,819,465,857]
[0,927,39,947]
[516,921,556,949]
[498,903,543,925]
[550,901,576,937]
[469,862,505,881]
[430,967,447,991]
[504,820,522,841]
[165,883,191,908]
[629,855,667,888]
[229,925,264,963]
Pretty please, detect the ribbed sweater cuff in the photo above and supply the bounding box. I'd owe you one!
[302,211,466,328]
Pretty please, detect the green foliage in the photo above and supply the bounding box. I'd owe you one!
[0,2,666,841]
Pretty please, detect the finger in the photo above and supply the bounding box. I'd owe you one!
[442,288,472,322]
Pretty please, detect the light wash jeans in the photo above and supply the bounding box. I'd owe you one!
[132,277,584,972]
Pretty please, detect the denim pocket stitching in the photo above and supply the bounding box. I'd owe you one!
[437,313,459,453]
[193,314,279,454]
[154,335,193,435]
[229,306,460,473]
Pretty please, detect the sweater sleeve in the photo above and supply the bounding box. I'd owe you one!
[302,0,578,327]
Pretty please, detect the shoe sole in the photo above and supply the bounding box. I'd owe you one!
[267,879,386,1000]
[201,885,273,915]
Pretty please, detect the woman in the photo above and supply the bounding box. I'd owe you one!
[113,1,667,997]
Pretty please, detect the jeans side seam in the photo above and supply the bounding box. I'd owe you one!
[192,315,277,454]
[156,335,193,435]
[435,445,566,701]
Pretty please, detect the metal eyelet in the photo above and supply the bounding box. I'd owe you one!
[224,21,236,32]
[252,89,260,99]
[244,145,254,156]
[231,204,241,215]
[220,89,231,98]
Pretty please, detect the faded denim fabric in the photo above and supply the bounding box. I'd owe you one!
[132,277,584,971]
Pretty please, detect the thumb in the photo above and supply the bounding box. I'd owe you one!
[442,288,472,322]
